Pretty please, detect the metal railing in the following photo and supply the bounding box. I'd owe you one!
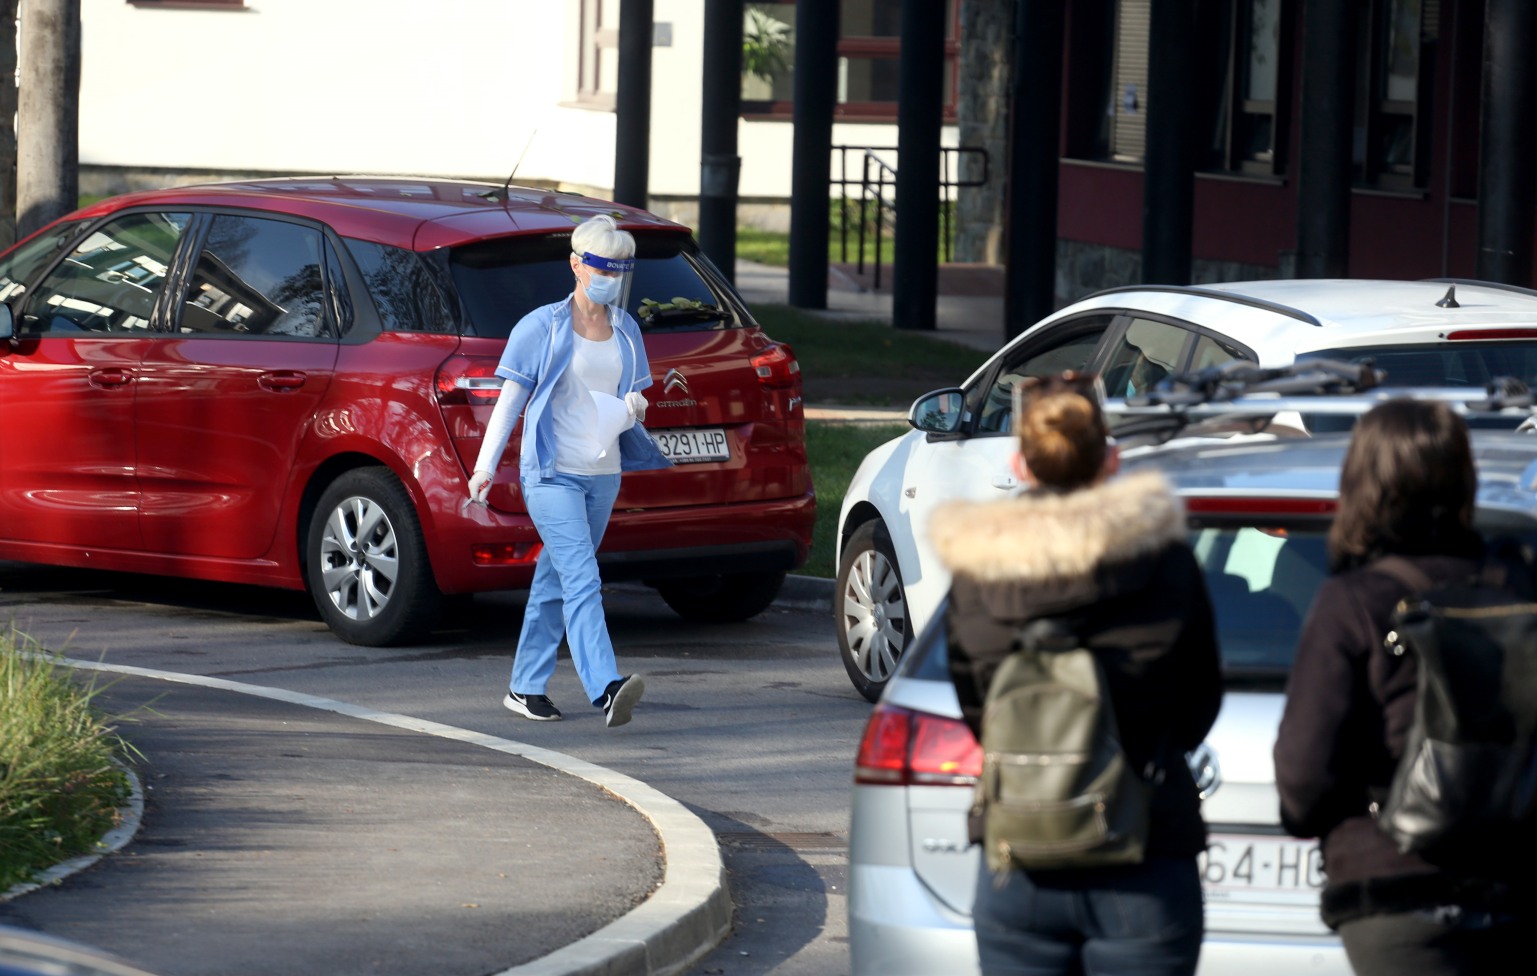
[831,145,990,291]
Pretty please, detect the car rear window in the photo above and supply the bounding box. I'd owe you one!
[1300,342,1537,388]
[446,232,741,340]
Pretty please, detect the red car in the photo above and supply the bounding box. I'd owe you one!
[0,177,814,645]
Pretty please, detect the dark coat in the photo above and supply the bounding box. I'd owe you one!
[933,469,1224,860]
[1272,550,1535,927]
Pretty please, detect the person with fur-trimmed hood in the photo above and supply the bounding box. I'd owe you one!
[932,371,1223,976]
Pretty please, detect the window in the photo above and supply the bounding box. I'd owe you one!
[742,1,960,123]
[971,317,1116,435]
[19,213,190,335]
[1103,318,1192,397]
[0,219,88,306]
[1085,0,1289,174]
[575,0,620,109]
[177,215,334,339]
[346,239,455,334]
[1355,0,1439,189]
[1212,0,1288,174]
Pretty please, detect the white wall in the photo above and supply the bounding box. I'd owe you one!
[73,0,941,216]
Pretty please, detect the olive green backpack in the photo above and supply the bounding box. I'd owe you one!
[972,624,1157,873]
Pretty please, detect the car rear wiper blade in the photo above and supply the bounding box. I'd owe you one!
[637,299,734,326]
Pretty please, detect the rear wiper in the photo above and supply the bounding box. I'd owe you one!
[638,306,733,325]
[637,298,734,326]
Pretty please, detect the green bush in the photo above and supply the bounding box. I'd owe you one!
[0,629,134,891]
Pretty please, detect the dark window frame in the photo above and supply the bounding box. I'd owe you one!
[740,0,961,124]
[1356,0,1439,190]
[573,0,619,111]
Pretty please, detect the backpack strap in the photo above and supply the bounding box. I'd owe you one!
[1370,555,1435,596]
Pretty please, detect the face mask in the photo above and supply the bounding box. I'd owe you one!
[583,272,623,306]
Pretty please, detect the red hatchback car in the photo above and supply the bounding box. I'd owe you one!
[0,177,814,645]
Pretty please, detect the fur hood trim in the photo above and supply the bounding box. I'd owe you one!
[930,469,1185,583]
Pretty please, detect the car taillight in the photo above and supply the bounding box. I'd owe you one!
[854,703,982,787]
[436,355,503,405]
[751,343,801,389]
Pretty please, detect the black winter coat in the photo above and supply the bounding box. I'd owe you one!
[933,469,1224,860]
[1273,549,1534,927]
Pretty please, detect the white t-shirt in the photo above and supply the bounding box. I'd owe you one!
[552,329,626,475]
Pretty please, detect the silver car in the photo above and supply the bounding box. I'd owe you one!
[847,391,1537,975]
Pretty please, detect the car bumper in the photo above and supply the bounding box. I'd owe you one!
[849,864,976,976]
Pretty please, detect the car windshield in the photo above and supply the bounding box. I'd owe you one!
[447,232,743,340]
[1298,341,1537,388]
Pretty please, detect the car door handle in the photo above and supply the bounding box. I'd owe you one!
[88,368,132,389]
[258,371,306,392]
[991,474,1018,490]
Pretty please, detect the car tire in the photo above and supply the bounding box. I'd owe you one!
[836,520,913,702]
[654,570,785,623]
[307,467,443,646]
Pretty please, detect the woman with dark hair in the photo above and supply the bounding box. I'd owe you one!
[1274,398,1525,973]
[933,372,1224,976]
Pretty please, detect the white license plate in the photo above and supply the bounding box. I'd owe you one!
[1200,833,1325,906]
[650,427,730,464]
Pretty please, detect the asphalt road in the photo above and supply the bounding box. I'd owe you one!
[0,563,867,976]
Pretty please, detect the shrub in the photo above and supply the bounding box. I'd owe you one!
[0,628,134,891]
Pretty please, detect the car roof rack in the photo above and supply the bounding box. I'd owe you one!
[1087,284,1324,328]
[1421,277,1537,300]
[1104,359,1537,447]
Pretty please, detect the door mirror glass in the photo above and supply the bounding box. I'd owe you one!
[910,388,966,434]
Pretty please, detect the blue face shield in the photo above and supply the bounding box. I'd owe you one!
[577,252,633,306]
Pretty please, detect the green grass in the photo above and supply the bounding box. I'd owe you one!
[736,219,951,270]
[0,628,136,891]
[804,421,911,579]
[754,304,986,407]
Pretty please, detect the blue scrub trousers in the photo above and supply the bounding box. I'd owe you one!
[511,471,624,703]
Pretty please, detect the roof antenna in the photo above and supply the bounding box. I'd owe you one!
[483,129,537,202]
[1436,283,1460,308]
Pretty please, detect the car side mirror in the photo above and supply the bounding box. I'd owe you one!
[0,302,12,342]
[909,388,965,434]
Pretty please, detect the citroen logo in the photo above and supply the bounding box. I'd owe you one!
[662,369,690,395]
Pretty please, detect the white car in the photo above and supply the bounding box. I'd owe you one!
[834,277,1537,699]
[846,387,1537,975]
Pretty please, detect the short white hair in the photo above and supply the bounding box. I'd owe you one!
[571,214,636,261]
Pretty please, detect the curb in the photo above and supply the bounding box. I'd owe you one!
[49,660,732,976]
[0,763,144,904]
[776,574,835,613]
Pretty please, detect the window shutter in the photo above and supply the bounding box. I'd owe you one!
[1111,0,1151,162]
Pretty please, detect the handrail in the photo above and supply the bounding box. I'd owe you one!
[830,145,990,292]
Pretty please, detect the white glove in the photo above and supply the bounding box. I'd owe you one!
[468,469,493,504]
[625,391,648,424]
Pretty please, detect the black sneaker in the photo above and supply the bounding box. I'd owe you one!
[595,675,644,728]
[504,691,562,721]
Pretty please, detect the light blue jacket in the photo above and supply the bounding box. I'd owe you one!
[494,295,671,484]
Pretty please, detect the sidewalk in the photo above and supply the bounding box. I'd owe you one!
[1,667,728,976]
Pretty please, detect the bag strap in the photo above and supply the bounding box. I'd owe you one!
[1370,555,1435,596]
